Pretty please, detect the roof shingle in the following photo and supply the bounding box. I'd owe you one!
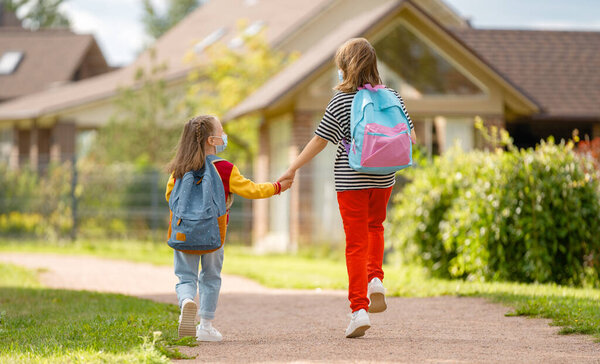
[451,28,600,119]
[0,28,102,100]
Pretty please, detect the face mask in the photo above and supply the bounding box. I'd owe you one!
[338,69,344,83]
[215,133,227,153]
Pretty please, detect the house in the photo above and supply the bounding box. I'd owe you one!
[0,0,598,251]
[0,9,111,168]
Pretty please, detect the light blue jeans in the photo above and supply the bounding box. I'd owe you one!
[174,247,224,320]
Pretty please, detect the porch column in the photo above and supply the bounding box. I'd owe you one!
[50,121,76,163]
[9,126,19,169]
[29,122,38,170]
[291,110,315,247]
[252,119,270,246]
[434,116,447,153]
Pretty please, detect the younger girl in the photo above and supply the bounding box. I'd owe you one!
[166,115,292,341]
[277,38,416,338]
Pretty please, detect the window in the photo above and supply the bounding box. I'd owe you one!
[373,22,483,96]
[228,20,265,49]
[0,51,24,75]
[194,27,227,54]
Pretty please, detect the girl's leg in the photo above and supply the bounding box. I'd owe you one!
[337,189,370,312]
[174,251,200,307]
[198,246,224,320]
[367,186,393,282]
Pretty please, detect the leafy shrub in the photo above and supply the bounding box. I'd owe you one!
[575,137,600,175]
[389,126,600,287]
[0,163,72,239]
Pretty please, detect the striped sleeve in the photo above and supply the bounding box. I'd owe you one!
[315,92,348,144]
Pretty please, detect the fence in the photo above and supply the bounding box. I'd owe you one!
[0,158,253,244]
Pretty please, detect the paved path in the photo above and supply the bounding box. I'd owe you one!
[1,253,599,363]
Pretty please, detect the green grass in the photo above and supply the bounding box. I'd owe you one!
[0,261,196,363]
[2,240,600,343]
[0,239,174,266]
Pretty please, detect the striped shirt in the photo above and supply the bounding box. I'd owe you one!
[314,88,414,191]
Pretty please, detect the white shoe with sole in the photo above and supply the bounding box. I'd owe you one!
[197,324,223,342]
[345,308,370,338]
[368,277,387,313]
[178,298,197,338]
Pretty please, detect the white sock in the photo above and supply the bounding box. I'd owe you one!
[200,318,212,328]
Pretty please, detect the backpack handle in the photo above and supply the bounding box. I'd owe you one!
[358,84,385,92]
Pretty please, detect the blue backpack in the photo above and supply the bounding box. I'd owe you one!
[342,84,413,174]
[167,154,227,254]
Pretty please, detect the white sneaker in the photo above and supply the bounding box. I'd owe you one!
[196,324,223,342]
[368,277,387,313]
[178,298,197,338]
[345,308,370,338]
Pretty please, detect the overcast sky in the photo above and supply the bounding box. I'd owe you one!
[57,0,600,67]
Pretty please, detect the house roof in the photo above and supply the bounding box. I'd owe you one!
[0,0,332,121]
[450,28,600,120]
[225,0,541,121]
[0,28,105,100]
[224,1,405,121]
[0,0,472,122]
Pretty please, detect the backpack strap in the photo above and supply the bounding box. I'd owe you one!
[358,84,386,92]
[341,138,351,154]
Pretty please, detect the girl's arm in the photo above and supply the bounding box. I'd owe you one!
[165,174,175,202]
[230,165,290,198]
[277,135,328,183]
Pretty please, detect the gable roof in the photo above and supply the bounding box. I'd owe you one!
[0,0,472,122]
[224,1,404,120]
[450,28,600,120]
[0,28,107,101]
[0,0,332,121]
[225,0,540,121]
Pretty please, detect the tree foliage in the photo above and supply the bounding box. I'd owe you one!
[90,22,296,173]
[142,0,202,40]
[88,49,181,168]
[4,0,70,29]
[183,20,298,171]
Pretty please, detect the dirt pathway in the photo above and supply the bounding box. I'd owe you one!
[1,253,599,363]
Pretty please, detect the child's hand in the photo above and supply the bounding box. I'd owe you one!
[279,178,293,193]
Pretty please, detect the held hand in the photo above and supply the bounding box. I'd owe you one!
[279,178,293,193]
[277,169,296,184]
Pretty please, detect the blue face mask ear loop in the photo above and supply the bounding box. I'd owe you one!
[215,134,227,154]
[338,69,344,83]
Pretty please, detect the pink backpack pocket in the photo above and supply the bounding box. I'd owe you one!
[361,123,411,168]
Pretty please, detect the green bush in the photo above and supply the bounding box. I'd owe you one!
[0,163,72,239]
[389,133,600,287]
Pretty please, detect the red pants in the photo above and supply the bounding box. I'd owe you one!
[337,186,393,312]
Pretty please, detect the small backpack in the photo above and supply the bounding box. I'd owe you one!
[167,154,227,254]
[341,84,413,174]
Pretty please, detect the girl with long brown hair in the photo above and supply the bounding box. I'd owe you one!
[166,115,292,341]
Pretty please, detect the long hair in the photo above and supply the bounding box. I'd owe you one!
[334,38,382,93]
[166,115,217,179]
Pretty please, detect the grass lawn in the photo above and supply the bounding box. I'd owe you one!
[2,239,599,343]
[0,262,196,363]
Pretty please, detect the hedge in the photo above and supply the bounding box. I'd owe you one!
[389,135,600,287]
